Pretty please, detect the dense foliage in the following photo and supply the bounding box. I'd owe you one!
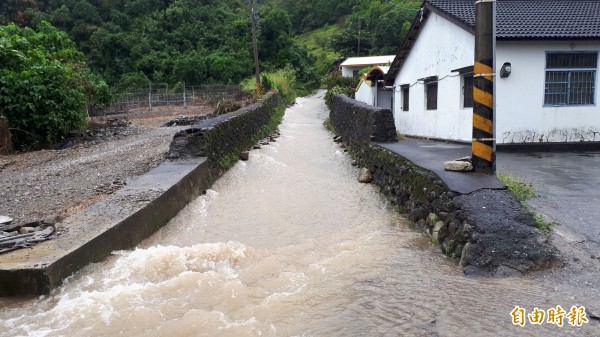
[0,22,107,149]
[323,75,356,108]
[0,0,422,93]
[0,0,423,151]
[0,0,321,92]
[331,0,420,57]
[265,0,361,34]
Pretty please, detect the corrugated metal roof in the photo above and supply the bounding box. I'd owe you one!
[427,0,600,39]
[340,55,396,67]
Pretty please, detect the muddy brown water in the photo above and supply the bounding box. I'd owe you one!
[0,92,597,336]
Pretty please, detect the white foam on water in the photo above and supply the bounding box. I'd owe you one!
[262,271,309,306]
[1,241,257,336]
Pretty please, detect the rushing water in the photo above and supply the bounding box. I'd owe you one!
[0,92,597,337]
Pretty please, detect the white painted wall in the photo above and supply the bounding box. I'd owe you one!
[355,80,375,105]
[496,40,600,143]
[341,66,361,77]
[393,12,475,142]
[392,12,600,144]
[377,89,393,110]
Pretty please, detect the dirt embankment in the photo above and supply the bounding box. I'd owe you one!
[0,106,212,228]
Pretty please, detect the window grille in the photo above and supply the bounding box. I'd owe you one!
[544,52,597,106]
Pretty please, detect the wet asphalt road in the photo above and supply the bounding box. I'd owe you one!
[497,151,600,248]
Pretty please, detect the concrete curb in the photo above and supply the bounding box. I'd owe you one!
[0,159,212,296]
[0,91,284,296]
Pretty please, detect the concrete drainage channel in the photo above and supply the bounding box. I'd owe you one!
[329,94,560,276]
[0,92,285,296]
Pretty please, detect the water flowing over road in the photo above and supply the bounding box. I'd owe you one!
[0,92,596,336]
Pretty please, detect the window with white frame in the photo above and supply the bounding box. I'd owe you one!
[544,52,597,106]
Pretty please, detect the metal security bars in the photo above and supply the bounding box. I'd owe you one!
[544,52,597,106]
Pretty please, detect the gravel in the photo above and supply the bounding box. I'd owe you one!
[0,122,178,226]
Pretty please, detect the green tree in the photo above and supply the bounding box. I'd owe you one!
[0,22,92,149]
[207,49,252,84]
[114,71,151,93]
[258,7,320,89]
[331,0,420,57]
[172,50,207,84]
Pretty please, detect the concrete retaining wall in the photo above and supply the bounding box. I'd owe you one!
[0,92,285,296]
[330,94,558,276]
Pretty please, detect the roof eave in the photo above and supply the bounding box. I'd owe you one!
[498,36,600,41]
[385,6,430,84]
[424,1,474,36]
[385,2,476,84]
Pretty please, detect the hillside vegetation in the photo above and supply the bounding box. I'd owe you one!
[0,0,420,149]
[296,24,343,75]
[0,0,319,92]
[1,0,420,87]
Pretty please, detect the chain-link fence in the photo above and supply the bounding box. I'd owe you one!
[96,84,243,116]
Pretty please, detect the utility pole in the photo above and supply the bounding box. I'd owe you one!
[250,0,262,97]
[472,0,496,174]
[357,17,362,56]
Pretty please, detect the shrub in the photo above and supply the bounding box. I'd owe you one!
[325,85,355,109]
[0,22,99,150]
[322,74,357,89]
[241,66,298,104]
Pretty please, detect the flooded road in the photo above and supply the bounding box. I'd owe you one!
[1,92,597,336]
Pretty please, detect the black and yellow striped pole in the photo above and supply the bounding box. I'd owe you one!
[472,0,495,174]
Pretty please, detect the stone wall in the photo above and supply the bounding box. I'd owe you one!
[330,94,397,143]
[168,92,284,173]
[330,94,558,276]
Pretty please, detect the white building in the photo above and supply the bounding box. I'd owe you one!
[354,66,393,110]
[340,55,395,78]
[385,0,600,145]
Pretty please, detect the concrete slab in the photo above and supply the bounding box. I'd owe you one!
[0,158,210,296]
[377,139,505,194]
